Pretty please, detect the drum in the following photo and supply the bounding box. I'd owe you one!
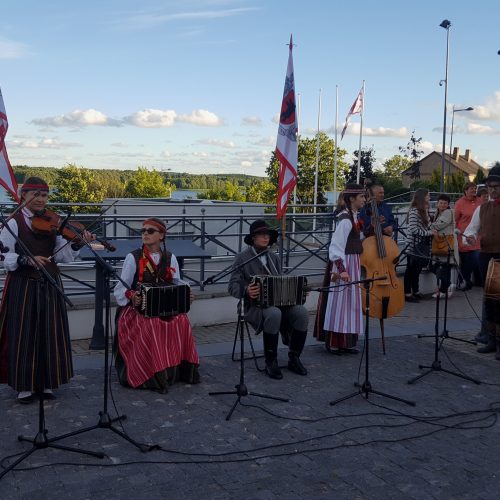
[484,259,500,301]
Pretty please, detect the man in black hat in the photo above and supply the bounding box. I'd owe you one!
[464,165,500,359]
[228,220,309,379]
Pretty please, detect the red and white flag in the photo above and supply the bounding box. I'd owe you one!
[0,88,19,201]
[275,35,298,220]
[340,87,363,140]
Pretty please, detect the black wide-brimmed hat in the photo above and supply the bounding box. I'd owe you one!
[244,219,279,246]
[485,165,500,184]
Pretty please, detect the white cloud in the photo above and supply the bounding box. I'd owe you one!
[124,109,177,128]
[197,138,235,148]
[161,150,171,158]
[0,37,29,59]
[32,109,121,127]
[116,7,259,31]
[345,123,408,137]
[192,151,210,157]
[271,113,280,124]
[468,91,500,121]
[467,123,500,135]
[241,160,252,168]
[177,109,223,126]
[7,137,82,149]
[111,142,128,148]
[242,116,262,127]
[251,135,275,147]
[420,141,437,154]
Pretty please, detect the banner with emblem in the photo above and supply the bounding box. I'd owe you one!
[275,35,298,220]
[0,88,19,201]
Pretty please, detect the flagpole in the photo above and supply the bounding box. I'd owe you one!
[333,85,339,201]
[356,80,365,184]
[313,88,322,231]
[292,92,301,235]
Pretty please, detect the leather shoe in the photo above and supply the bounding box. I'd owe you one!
[341,347,360,354]
[287,354,307,376]
[474,332,489,344]
[18,393,35,404]
[43,391,57,400]
[265,359,283,380]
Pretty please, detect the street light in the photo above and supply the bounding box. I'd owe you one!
[447,105,474,184]
[439,19,451,193]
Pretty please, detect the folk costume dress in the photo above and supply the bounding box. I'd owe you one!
[314,209,363,349]
[113,247,200,392]
[0,209,77,391]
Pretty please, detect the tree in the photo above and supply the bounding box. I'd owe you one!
[345,147,376,185]
[245,179,275,204]
[124,167,173,198]
[266,132,349,212]
[51,164,107,212]
[474,168,486,185]
[381,155,412,179]
[399,130,424,182]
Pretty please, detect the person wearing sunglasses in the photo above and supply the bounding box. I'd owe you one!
[113,217,200,392]
[464,165,500,359]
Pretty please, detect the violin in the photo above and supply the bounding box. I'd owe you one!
[31,209,116,252]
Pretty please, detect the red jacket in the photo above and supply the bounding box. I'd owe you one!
[454,195,483,252]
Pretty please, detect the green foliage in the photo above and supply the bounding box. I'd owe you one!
[266,132,349,212]
[245,179,275,204]
[381,155,412,178]
[345,147,376,185]
[474,168,486,184]
[200,181,245,201]
[445,171,466,193]
[124,167,172,198]
[399,130,424,181]
[51,164,107,212]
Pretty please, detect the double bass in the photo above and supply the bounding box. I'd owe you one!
[360,189,404,353]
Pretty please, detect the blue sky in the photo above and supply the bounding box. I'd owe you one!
[1,0,499,177]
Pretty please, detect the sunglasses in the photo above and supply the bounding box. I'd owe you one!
[141,228,161,234]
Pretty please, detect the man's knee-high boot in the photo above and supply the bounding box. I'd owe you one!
[263,332,282,379]
[288,329,308,376]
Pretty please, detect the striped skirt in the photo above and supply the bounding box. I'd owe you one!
[314,254,363,349]
[0,273,73,392]
[117,306,200,389]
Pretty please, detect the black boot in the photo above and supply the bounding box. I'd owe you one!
[263,333,282,379]
[474,331,490,344]
[288,329,308,376]
[477,334,496,354]
[495,326,500,361]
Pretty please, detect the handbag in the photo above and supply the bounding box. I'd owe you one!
[412,235,431,265]
[432,234,454,256]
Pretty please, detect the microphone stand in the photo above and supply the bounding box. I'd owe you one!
[205,248,289,421]
[329,276,416,407]
[0,211,104,481]
[408,244,481,386]
[47,228,157,452]
[417,242,475,346]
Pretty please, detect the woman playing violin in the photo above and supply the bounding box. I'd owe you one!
[113,217,200,393]
[0,176,94,404]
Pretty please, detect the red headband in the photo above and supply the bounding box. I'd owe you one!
[143,219,166,233]
[21,183,49,191]
[343,188,365,195]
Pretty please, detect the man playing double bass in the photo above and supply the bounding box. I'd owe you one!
[359,184,395,238]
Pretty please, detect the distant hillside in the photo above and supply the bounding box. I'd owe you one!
[12,165,265,192]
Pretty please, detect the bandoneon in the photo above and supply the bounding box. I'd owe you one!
[251,275,307,308]
[137,281,191,318]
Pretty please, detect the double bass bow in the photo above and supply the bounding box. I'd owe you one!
[360,186,404,353]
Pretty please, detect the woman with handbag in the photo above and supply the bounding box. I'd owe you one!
[404,188,437,302]
[430,194,458,298]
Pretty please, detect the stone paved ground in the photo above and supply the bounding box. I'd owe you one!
[1,288,500,499]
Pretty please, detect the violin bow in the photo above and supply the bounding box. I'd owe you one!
[48,199,119,260]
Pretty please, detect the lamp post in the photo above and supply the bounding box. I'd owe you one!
[439,19,451,193]
[447,105,474,184]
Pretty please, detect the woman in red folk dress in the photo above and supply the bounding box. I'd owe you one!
[314,184,366,354]
[113,217,200,393]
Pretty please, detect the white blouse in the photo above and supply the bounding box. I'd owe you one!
[114,251,181,306]
[0,208,80,271]
[329,211,361,263]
